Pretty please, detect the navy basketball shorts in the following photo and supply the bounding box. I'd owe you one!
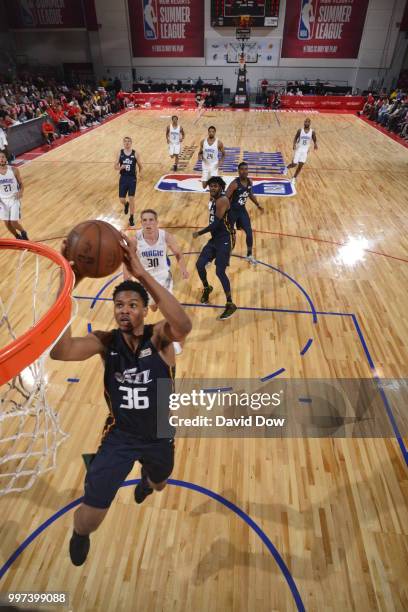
[119,175,137,198]
[83,427,175,509]
[198,237,233,270]
[231,207,251,233]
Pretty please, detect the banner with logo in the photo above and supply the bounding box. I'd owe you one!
[281,0,369,59]
[128,0,204,58]
[279,95,364,110]
[6,0,85,29]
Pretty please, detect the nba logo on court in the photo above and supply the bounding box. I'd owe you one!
[298,0,315,40]
[142,0,158,40]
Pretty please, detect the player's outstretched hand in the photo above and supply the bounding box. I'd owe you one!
[258,206,264,213]
[192,231,199,239]
[120,232,145,279]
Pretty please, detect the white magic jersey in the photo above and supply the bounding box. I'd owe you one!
[202,138,218,164]
[0,166,19,201]
[136,229,169,277]
[169,124,181,143]
[297,128,313,149]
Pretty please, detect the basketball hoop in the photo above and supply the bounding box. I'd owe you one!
[0,239,76,495]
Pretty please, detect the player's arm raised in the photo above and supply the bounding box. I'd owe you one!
[312,131,318,150]
[122,235,137,280]
[192,195,229,238]
[120,235,192,342]
[50,259,106,361]
[293,129,301,149]
[13,167,24,197]
[166,232,189,279]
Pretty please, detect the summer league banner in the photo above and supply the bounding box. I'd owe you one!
[128,0,204,58]
[281,0,370,59]
[6,0,86,28]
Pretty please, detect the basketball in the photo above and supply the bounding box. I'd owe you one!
[65,220,123,278]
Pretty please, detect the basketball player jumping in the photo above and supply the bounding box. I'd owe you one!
[51,239,192,567]
[198,126,225,189]
[114,136,143,227]
[166,115,185,171]
[225,161,264,265]
[123,208,189,353]
[285,118,317,183]
[192,176,237,320]
[0,151,29,240]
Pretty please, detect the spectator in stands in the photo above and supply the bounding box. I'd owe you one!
[42,120,58,147]
[361,92,374,115]
[388,101,407,133]
[47,103,75,135]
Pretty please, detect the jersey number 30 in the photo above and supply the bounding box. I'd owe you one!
[119,386,149,409]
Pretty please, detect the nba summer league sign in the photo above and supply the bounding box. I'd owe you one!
[155,175,296,197]
[128,0,204,58]
[282,0,369,59]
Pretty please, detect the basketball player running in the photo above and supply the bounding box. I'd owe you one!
[50,239,192,566]
[0,151,28,240]
[166,115,185,171]
[114,137,142,227]
[123,208,189,353]
[225,162,264,265]
[192,176,237,320]
[285,118,317,183]
[198,126,225,189]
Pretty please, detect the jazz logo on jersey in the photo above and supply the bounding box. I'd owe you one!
[155,175,296,198]
[298,0,315,40]
[142,0,158,40]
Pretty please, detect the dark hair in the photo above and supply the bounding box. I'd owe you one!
[238,162,248,169]
[123,136,132,140]
[208,176,226,190]
[140,208,158,219]
[171,115,178,120]
[113,280,148,306]
[208,125,216,131]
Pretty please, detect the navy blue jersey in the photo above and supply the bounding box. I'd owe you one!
[209,195,233,241]
[101,326,173,440]
[119,148,137,177]
[230,177,253,211]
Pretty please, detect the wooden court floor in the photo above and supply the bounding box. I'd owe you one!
[0,109,407,611]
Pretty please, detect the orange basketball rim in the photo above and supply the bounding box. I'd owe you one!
[0,239,74,386]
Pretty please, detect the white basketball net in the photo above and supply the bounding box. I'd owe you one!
[0,247,76,495]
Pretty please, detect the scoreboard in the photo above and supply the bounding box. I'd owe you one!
[211,0,280,27]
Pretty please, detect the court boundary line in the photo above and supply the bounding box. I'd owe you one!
[0,479,305,612]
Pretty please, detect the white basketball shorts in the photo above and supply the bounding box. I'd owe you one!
[0,196,21,221]
[169,143,181,156]
[201,162,218,182]
[293,147,309,164]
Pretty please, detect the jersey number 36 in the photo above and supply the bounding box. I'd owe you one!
[119,386,149,409]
